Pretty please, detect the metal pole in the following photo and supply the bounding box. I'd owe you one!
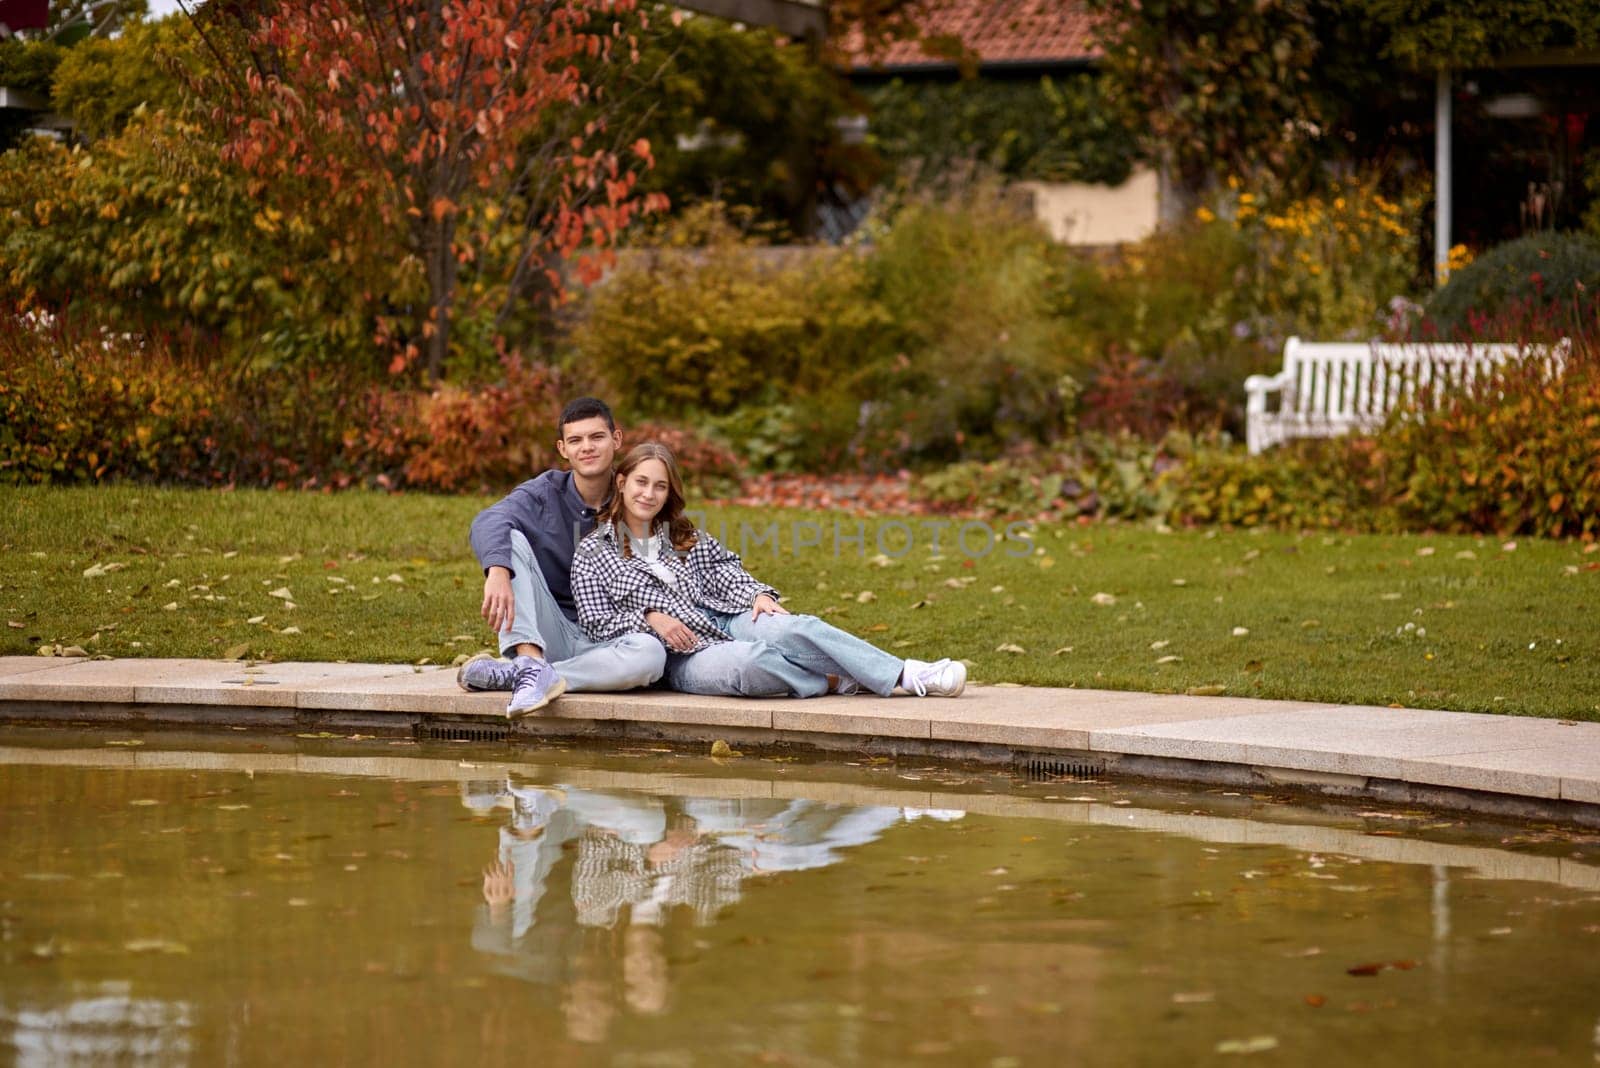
[1435,69,1452,285]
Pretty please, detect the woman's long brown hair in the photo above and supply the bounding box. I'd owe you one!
[600,442,698,556]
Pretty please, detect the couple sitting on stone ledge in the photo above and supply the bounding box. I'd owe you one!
[459,396,966,716]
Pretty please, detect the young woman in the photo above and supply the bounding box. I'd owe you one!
[571,442,965,699]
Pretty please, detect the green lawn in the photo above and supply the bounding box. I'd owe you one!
[3,486,1597,720]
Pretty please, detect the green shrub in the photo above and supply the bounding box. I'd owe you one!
[910,432,1181,521]
[858,177,1081,464]
[1374,343,1600,539]
[1055,173,1427,435]
[0,113,387,372]
[702,399,862,474]
[0,39,62,99]
[1423,231,1600,342]
[572,206,894,422]
[862,74,1139,186]
[0,315,641,494]
[1166,438,1394,531]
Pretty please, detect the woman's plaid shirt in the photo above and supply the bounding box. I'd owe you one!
[571,521,779,654]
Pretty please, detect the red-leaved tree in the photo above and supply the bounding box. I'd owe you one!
[193,0,667,380]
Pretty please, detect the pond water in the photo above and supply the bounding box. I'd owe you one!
[2,728,1600,1066]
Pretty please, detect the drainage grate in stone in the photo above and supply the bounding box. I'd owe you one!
[414,721,511,743]
[1021,757,1105,782]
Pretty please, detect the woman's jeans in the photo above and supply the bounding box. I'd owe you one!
[663,612,904,698]
[499,531,665,691]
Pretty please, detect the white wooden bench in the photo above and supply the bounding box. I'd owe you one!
[1243,336,1571,454]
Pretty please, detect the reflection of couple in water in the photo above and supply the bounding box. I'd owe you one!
[463,779,963,1041]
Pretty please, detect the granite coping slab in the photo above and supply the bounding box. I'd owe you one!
[1086,704,1591,788]
[0,656,85,680]
[4,657,1600,809]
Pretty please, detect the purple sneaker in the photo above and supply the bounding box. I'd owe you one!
[507,655,566,716]
[456,653,516,692]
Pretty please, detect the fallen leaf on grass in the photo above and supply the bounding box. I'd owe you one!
[278,626,302,636]
[82,562,127,578]
[124,939,190,955]
[1304,994,1327,1008]
[1052,646,1074,655]
[246,615,267,625]
[1186,685,1226,697]
[268,587,293,600]
[222,642,251,660]
[995,643,1026,654]
[1150,640,1170,650]
[867,623,889,632]
[856,591,876,604]
[1156,655,1183,664]
[1231,627,1249,637]
[1090,592,1117,606]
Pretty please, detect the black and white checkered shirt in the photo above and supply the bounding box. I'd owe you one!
[571,521,779,654]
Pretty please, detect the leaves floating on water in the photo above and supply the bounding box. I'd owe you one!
[124,939,190,955]
[1216,1036,1278,1054]
[1346,960,1418,977]
[709,740,742,758]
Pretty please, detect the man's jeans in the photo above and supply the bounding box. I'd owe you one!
[664,612,904,698]
[501,531,665,691]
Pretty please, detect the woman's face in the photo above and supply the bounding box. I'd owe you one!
[619,458,670,528]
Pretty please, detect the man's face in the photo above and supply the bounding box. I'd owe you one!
[555,416,621,479]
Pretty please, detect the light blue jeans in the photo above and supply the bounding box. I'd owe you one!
[665,612,904,698]
[500,531,665,692]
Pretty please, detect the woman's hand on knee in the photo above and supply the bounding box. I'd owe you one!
[750,594,788,621]
[645,611,697,652]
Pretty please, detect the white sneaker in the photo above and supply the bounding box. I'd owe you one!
[902,658,966,697]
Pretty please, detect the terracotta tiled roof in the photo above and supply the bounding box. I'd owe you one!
[849,0,1101,71]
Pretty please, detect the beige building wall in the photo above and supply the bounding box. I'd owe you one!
[1017,166,1162,246]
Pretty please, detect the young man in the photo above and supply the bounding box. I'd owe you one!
[460,397,666,714]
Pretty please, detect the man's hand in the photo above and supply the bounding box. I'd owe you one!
[645,611,696,652]
[482,567,515,634]
[483,859,515,909]
[751,593,788,621]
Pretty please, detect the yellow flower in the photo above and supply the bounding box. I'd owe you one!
[1195,206,1216,223]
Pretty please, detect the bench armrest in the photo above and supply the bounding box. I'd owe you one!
[1243,370,1293,414]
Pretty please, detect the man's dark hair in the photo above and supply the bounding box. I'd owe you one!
[558,397,615,435]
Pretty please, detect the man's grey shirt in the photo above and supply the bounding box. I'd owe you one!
[469,470,601,623]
